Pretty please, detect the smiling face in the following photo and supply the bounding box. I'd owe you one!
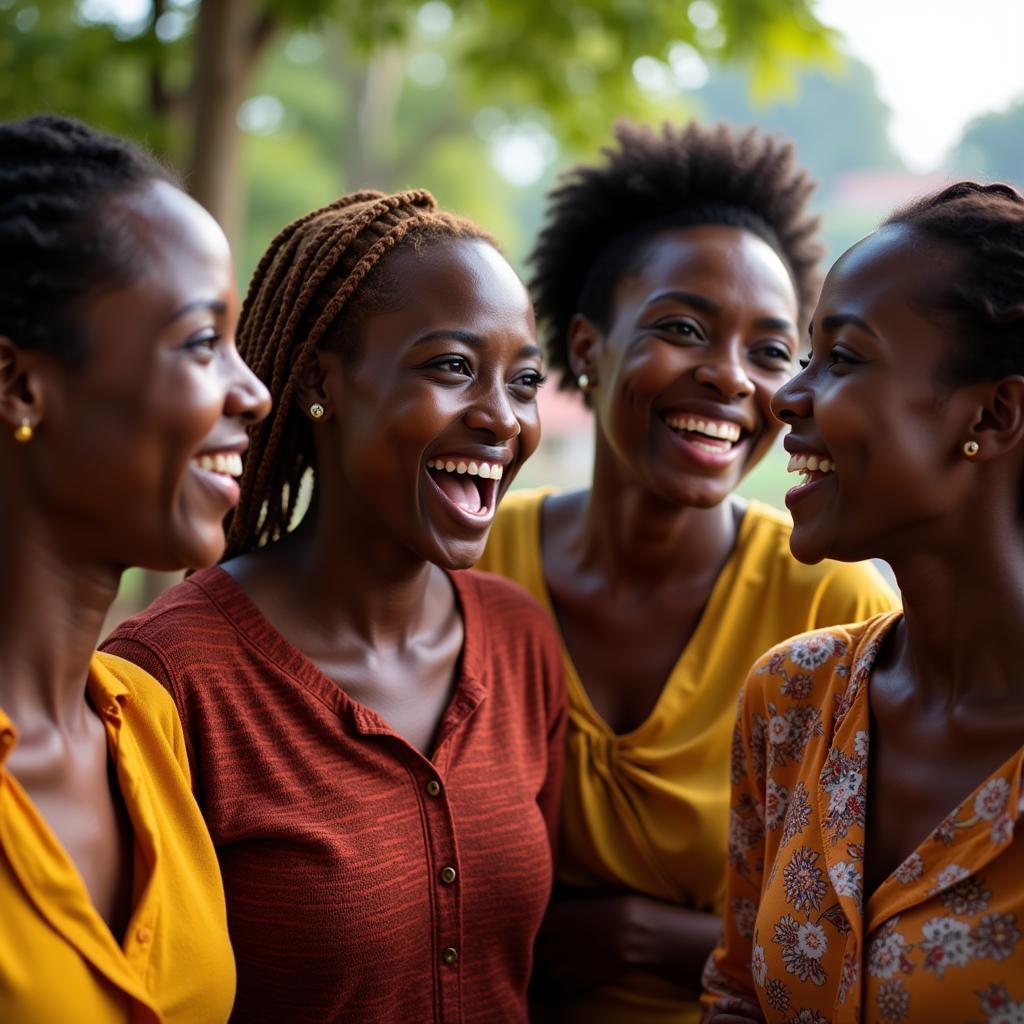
[772,224,981,564]
[27,180,271,570]
[315,236,543,569]
[579,225,799,508]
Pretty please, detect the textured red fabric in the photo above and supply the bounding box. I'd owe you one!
[102,566,566,1024]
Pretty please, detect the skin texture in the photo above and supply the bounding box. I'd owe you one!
[224,237,544,755]
[533,225,799,1002]
[772,224,1024,913]
[0,179,270,938]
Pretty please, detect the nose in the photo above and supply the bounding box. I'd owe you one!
[464,383,521,441]
[692,344,755,400]
[770,368,810,425]
[224,347,272,424]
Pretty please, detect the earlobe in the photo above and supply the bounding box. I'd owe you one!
[0,335,44,436]
[968,375,1024,459]
[567,314,602,389]
[295,352,333,423]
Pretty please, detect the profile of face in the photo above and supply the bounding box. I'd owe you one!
[573,225,800,508]
[772,223,992,565]
[7,180,271,571]
[312,236,543,569]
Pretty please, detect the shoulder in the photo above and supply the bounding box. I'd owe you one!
[91,651,181,741]
[741,612,898,712]
[743,500,899,621]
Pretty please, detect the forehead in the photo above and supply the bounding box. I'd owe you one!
[820,224,959,317]
[622,225,797,313]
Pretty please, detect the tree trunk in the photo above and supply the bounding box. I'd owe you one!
[187,0,275,244]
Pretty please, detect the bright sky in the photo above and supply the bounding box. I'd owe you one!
[817,0,1024,171]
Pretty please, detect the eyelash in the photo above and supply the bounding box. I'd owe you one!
[184,328,219,352]
[430,358,548,392]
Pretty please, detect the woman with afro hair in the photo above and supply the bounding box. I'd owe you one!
[476,121,898,1022]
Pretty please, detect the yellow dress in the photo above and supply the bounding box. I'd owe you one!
[476,488,899,1022]
[0,653,235,1024]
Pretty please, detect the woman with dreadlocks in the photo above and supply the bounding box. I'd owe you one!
[475,121,898,1022]
[104,190,566,1023]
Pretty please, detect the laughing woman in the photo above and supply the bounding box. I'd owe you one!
[0,116,271,1021]
[476,122,897,1022]
[703,182,1024,1023]
[103,191,566,1024]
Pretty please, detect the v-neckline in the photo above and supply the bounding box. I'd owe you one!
[531,493,755,741]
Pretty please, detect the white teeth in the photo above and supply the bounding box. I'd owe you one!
[194,452,243,477]
[786,453,835,476]
[665,414,741,442]
[427,458,503,480]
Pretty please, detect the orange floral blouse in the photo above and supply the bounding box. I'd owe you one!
[702,612,1024,1024]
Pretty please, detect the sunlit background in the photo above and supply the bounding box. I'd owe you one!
[4,0,1022,615]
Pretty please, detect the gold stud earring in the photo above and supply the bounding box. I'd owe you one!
[14,418,33,443]
[309,402,325,419]
[577,374,591,391]
[963,440,979,457]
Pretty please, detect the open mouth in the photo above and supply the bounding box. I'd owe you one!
[663,413,746,461]
[426,456,503,519]
[786,451,835,485]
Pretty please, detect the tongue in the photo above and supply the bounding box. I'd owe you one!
[434,471,483,513]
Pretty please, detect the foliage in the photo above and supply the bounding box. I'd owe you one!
[951,100,1024,189]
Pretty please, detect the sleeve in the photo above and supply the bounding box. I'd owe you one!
[536,628,567,863]
[700,669,770,1011]
[100,633,197,786]
[810,560,899,631]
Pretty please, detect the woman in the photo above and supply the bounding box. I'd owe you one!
[103,190,567,1023]
[703,181,1024,1023]
[475,121,897,1022]
[0,115,271,1021]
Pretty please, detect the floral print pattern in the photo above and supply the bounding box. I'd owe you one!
[702,615,1024,1023]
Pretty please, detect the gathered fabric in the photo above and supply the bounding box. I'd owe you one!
[477,488,898,1023]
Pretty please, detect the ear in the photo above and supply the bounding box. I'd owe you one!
[0,335,45,434]
[293,350,335,423]
[567,314,603,386]
[967,375,1024,460]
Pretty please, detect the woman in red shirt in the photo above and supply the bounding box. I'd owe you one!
[104,190,567,1023]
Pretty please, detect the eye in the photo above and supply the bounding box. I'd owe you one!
[509,369,548,399]
[653,318,704,342]
[826,346,860,370]
[431,356,472,376]
[753,341,794,366]
[182,328,219,358]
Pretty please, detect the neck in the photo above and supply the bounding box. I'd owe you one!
[268,503,443,651]
[886,509,1024,707]
[0,497,120,727]
[576,433,741,588]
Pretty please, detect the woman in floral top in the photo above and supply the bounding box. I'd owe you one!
[703,181,1024,1024]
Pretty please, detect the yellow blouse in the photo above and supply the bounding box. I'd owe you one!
[0,652,235,1024]
[476,488,899,1023]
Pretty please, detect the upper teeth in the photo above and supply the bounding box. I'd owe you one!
[426,458,503,480]
[664,416,741,442]
[194,452,243,477]
[787,453,834,474]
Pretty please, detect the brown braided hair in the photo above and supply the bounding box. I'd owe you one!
[224,189,494,559]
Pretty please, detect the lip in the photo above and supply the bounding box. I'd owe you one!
[189,460,242,508]
[658,403,752,435]
[658,410,751,470]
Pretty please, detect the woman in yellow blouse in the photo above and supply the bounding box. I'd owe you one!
[0,116,269,1022]
[705,182,1024,1021]
[476,121,897,1022]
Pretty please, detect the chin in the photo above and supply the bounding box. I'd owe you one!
[428,535,487,572]
[787,525,833,566]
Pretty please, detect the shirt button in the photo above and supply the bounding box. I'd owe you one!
[426,780,441,797]
[440,866,457,885]
[442,947,459,965]
[136,926,153,945]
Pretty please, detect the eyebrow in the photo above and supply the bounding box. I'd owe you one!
[411,329,542,359]
[167,299,228,324]
[811,313,879,338]
[644,290,796,333]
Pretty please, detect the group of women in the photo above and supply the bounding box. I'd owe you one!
[1,110,1022,1024]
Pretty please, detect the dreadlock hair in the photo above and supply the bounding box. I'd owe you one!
[530,120,823,393]
[0,114,173,368]
[224,189,495,559]
[882,181,1024,385]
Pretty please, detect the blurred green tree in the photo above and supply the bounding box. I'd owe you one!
[2,0,837,243]
[951,100,1024,188]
